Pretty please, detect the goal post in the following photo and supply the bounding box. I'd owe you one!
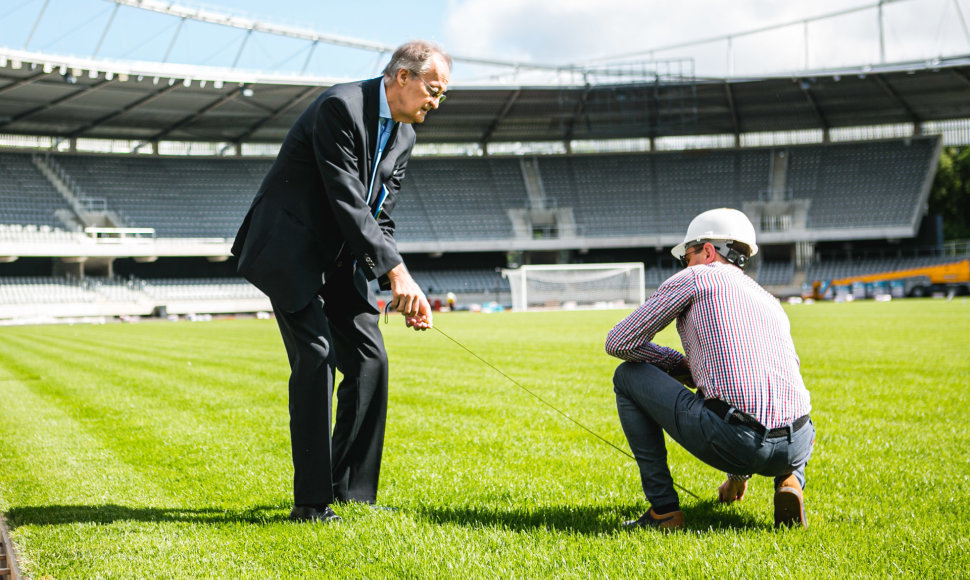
[501,262,646,311]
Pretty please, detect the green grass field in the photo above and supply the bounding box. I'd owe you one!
[0,299,968,578]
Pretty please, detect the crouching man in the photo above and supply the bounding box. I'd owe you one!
[605,208,814,530]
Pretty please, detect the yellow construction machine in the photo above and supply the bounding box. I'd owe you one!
[809,259,970,300]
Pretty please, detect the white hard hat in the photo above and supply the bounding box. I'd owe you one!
[671,208,759,262]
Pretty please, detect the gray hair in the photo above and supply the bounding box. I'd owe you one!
[382,40,452,79]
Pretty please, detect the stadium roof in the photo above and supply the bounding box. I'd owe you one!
[2,48,970,147]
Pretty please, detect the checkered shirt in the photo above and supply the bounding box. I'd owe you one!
[605,262,811,429]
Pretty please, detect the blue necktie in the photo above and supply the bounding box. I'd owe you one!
[366,118,392,207]
[354,119,393,274]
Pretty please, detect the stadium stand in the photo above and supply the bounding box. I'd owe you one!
[0,276,97,305]
[0,135,952,318]
[0,274,270,319]
[537,148,767,236]
[396,158,528,241]
[409,268,509,295]
[139,277,268,301]
[644,263,681,287]
[0,153,75,230]
[1,137,938,244]
[757,260,796,286]
[53,155,272,238]
[787,138,938,229]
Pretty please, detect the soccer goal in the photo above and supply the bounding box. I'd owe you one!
[501,262,645,311]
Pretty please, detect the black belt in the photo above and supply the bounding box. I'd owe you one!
[703,398,809,438]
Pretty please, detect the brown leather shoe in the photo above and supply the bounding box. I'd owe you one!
[622,508,685,531]
[774,474,807,529]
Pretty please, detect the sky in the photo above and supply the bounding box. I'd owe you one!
[1,0,969,83]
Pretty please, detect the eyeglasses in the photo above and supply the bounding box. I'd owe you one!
[415,74,447,104]
[678,245,705,268]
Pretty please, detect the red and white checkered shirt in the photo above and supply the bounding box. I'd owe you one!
[605,262,811,429]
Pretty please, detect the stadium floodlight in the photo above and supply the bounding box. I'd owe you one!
[502,262,645,312]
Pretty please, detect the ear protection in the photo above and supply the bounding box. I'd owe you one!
[712,241,750,270]
[727,248,748,270]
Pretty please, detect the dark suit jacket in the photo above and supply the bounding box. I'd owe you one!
[232,77,416,313]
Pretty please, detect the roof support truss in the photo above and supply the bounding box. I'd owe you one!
[795,78,830,137]
[723,81,741,144]
[480,90,521,148]
[67,83,180,138]
[0,79,112,130]
[142,87,243,143]
[0,70,50,98]
[233,85,318,143]
[872,74,921,125]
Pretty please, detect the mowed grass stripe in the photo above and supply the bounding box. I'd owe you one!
[0,302,968,577]
[0,353,166,510]
[782,301,970,538]
[0,329,250,423]
[9,326,286,417]
[388,312,634,434]
[0,331,292,507]
[0,332,223,498]
[12,319,285,354]
[16,322,290,395]
[379,312,720,516]
[382,317,637,480]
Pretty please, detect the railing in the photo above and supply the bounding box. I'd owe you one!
[80,197,108,212]
[760,214,792,232]
[83,227,156,243]
[757,187,794,202]
[814,243,970,263]
[525,198,558,211]
[942,239,970,257]
[41,154,121,223]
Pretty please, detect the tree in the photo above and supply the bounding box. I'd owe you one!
[929,146,970,241]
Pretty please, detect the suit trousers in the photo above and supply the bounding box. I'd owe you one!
[272,266,388,506]
[613,362,814,509]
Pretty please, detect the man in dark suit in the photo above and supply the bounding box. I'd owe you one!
[231,40,451,523]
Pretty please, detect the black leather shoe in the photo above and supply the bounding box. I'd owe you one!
[289,505,341,523]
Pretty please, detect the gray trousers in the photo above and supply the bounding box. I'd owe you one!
[613,362,815,508]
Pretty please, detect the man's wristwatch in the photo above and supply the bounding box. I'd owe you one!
[727,473,752,482]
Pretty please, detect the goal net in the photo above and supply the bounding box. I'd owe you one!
[501,263,645,311]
